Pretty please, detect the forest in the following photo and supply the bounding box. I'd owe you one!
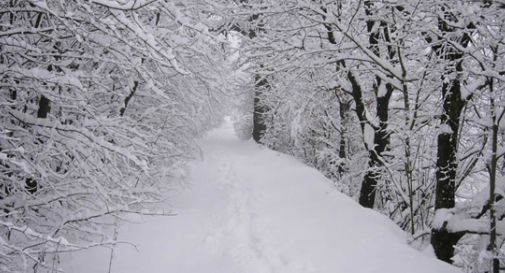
[1,0,505,272]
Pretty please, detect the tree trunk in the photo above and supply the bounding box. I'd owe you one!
[337,97,351,176]
[252,75,268,143]
[324,2,394,208]
[431,8,469,262]
[489,121,499,273]
[37,96,50,118]
[358,1,394,208]
[358,87,393,208]
[246,11,269,143]
[431,59,466,265]
[487,49,501,271]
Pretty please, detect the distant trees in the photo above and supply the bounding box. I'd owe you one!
[0,0,229,272]
[231,0,505,271]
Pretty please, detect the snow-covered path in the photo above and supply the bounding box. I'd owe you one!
[63,120,460,273]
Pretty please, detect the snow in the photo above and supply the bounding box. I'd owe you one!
[377,82,388,98]
[364,123,375,150]
[439,124,454,135]
[62,119,460,273]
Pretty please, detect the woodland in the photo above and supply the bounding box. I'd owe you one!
[1,0,505,272]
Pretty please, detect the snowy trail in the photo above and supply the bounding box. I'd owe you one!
[63,119,460,273]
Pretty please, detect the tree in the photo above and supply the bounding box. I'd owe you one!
[429,2,505,269]
[428,2,473,262]
[229,0,505,269]
[228,2,271,143]
[0,0,229,271]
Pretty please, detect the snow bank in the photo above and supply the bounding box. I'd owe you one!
[62,119,460,273]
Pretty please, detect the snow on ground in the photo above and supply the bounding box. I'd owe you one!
[62,118,460,273]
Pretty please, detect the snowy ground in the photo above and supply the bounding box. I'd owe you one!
[62,119,460,273]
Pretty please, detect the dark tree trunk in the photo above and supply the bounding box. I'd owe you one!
[252,75,268,143]
[245,11,269,143]
[37,96,50,118]
[325,13,350,176]
[346,67,388,209]
[431,68,466,263]
[337,98,351,176]
[323,3,393,208]
[358,84,393,208]
[430,8,470,263]
[357,1,394,209]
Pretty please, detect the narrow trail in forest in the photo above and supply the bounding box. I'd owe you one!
[63,118,460,273]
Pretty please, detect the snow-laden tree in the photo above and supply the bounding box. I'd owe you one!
[230,0,439,229]
[229,0,505,270]
[0,0,230,272]
[427,2,505,271]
